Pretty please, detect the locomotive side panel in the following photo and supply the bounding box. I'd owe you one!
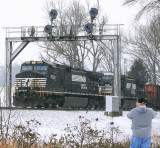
[64,67,72,92]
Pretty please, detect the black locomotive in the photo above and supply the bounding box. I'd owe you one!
[13,61,145,109]
[99,73,145,109]
[13,61,104,109]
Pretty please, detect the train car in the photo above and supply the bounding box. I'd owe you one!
[144,84,160,110]
[13,61,105,109]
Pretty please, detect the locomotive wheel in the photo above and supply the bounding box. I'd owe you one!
[44,103,49,108]
[48,97,53,108]
[37,105,42,109]
[87,98,96,109]
[49,103,53,108]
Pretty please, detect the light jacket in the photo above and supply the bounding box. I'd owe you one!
[127,106,157,137]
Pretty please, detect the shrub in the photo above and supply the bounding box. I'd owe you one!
[11,119,41,147]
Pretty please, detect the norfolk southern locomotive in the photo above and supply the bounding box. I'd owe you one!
[13,61,105,109]
[13,61,145,109]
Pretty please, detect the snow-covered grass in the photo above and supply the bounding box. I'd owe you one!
[1,109,160,145]
[0,87,160,146]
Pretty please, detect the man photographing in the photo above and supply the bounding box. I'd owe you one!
[127,97,157,148]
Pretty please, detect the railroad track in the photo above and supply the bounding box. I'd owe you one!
[0,107,105,111]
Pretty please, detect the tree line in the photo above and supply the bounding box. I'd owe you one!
[38,0,159,84]
[123,0,160,84]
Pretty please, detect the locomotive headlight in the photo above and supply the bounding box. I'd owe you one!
[15,87,18,90]
[32,61,36,64]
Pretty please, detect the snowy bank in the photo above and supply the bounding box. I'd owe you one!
[1,109,160,144]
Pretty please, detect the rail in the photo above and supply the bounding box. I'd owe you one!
[0,107,105,111]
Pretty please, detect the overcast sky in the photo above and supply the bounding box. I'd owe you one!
[0,0,140,66]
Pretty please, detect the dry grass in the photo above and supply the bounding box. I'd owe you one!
[0,136,160,148]
[0,114,160,148]
[0,139,130,148]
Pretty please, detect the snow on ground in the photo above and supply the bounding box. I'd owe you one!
[0,88,160,144]
[1,109,160,144]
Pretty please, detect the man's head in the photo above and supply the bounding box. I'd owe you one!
[136,98,146,107]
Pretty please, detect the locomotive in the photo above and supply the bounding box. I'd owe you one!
[13,61,104,109]
[13,61,145,109]
[99,73,145,109]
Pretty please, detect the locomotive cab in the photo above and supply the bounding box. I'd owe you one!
[98,73,145,110]
[98,72,113,95]
[13,61,49,107]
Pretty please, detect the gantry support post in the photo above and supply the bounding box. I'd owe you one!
[5,39,29,107]
[6,39,12,107]
[113,37,121,105]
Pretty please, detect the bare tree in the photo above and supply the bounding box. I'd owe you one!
[123,0,160,20]
[123,15,160,84]
[40,0,109,71]
[40,0,88,69]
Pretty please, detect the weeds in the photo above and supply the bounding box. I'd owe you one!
[11,119,41,147]
[0,114,159,148]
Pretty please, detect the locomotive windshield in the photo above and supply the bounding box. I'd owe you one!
[21,66,33,71]
[34,66,48,71]
[101,75,113,80]
[21,65,48,71]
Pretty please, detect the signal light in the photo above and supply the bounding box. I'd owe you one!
[89,8,98,19]
[49,9,58,19]
[84,23,93,33]
[44,25,52,34]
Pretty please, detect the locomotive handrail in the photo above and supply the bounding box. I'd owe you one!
[35,80,44,98]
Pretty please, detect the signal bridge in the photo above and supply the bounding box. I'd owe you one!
[5,24,122,108]
[5,7,122,109]
[5,24,122,39]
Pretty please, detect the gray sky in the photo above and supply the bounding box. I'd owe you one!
[0,0,139,66]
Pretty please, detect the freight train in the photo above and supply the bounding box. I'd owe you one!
[13,61,159,110]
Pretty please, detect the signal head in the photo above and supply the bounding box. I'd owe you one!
[49,9,58,19]
[44,25,52,34]
[84,23,93,33]
[89,8,98,18]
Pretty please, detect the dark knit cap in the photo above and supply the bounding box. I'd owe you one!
[138,98,146,104]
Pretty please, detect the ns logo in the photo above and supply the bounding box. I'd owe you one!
[23,78,33,87]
